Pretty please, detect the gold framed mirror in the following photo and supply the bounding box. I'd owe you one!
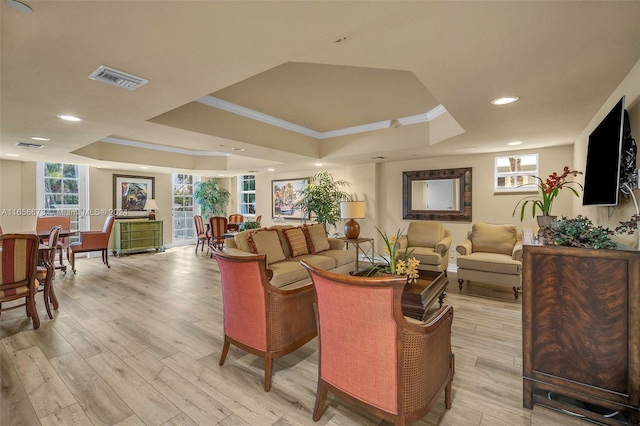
[402,167,472,222]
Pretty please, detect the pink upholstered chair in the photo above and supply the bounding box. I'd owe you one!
[193,215,209,254]
[69,215,115,273]
[0,233,40,329]
[36,215,71,267]
[213,249,317,391]
[301,261,455,425]
[208,216,228,253]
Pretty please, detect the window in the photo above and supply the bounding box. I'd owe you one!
[173,174,198,242]
[37,162,88,238]
[495,154,539,192]
[239,175,256,215]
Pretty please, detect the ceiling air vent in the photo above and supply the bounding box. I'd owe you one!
[16,141,44,149]
[88,65,149,91]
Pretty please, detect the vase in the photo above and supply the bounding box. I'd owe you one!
[537,215,557,227]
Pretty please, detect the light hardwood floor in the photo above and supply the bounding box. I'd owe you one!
[1,245,593,426]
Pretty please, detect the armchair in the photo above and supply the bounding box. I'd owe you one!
[301,260,454,425]
[213,249,317,391]
[397,221,452,273]
[69,215,115,273]
[455,222,523,299]
[0,234,40,329]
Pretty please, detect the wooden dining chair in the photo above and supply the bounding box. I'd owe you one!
[35,226,61,319]
[193,215,210,254]
[36,215,71,268]
[0,233,40,329]
[209,216,228,253]
[227,214,244,232]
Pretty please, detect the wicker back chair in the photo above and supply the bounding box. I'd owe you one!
[35,225,61,319]
[227,214,244,232]
[213,249,317,391]
[301,261,455,425]
[0,233,40,329]
[193,215,209,254]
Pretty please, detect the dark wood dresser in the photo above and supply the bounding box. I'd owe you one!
[522,230,639,425]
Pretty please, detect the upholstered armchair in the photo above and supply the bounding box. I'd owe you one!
[213,249,317,391]
[193,215,209,254]
[455,222,523,299]
[397,221,452,274]
[69,215,115,273]
[36,215,71,267]
[0,233,40,329]
[301,260,455,425]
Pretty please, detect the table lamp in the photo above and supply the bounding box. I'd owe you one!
[145,198,159,220]
[340,201,365,239]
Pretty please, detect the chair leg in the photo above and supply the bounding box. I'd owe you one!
[457,278,464,291]
[219,337,230,366]
[313,380,328,421]
[104,250,110,268]
[444,379,452,409]
[264,353,273,392]
[43,276,53,319]
[26,295,40,330]
[71,252,76,274]
[194,240,200,254]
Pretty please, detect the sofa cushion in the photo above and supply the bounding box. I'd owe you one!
[303,223,330,254]
[313,248,356,268]
[407,222,444,248]
[268,261,311,288]
[398,246,441,266]
[270,225,294,258]
[457,252,521,275]
[233,230,253,253]
[248,229,286,265]
[292,254,336,271]
[471,223,517,256]
[283,227,309,257]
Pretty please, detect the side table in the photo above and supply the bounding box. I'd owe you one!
[336,237,374,272]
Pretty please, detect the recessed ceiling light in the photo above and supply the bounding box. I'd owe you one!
[139,166,148,169]
[267,168,275,172]
[6,0,31,13]
[231,147,244,151]
[57,114,82,122]
[508,141,523,146]
[6,154,20,157]
[218,174,225,177]
[30,136,50,141]
[315,163,323,167]
[491,97,519,105]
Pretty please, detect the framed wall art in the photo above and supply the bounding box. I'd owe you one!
[272,178,306,220]
[113,174,155,217]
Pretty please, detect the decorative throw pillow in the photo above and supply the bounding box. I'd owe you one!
[247,229,286,265]
[303,223,330,254]
[283,227,309,257]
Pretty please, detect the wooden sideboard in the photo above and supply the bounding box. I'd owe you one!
[522,232,639,425]
[114,220,164,256]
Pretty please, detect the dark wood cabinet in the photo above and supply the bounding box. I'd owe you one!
[522,238,639,425]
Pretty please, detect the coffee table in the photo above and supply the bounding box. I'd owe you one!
[402,270,448,321]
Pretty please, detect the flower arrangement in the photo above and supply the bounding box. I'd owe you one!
[373,228,420,283]
[537,215,616,249]
[513,167,583,221]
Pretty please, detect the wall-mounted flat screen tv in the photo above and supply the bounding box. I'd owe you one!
[582,96,625,206]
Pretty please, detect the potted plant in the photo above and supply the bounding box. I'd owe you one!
[294,170,352,234]
[513,166,583,226]
[537,215,617,249]
[194,178,230,219]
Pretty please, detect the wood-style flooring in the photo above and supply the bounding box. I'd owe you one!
[0,245,593,425]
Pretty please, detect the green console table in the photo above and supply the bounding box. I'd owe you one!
[114,220,164,256]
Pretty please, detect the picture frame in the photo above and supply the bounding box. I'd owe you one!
[272,178,307,220]
[113,174,155,217]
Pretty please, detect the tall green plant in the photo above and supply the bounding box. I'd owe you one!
[194,178,230,218]
[294,171,352,234]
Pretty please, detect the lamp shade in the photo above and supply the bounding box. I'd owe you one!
[340,201,365,219]
[144,199,159,211]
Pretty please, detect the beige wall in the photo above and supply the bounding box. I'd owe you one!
[573,58,640,248]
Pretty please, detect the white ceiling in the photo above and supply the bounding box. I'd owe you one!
[2,1,639,176]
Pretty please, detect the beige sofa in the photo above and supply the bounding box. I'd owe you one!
[455,222,523,299]
[223,224,357,289]
[397,221,452,273]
